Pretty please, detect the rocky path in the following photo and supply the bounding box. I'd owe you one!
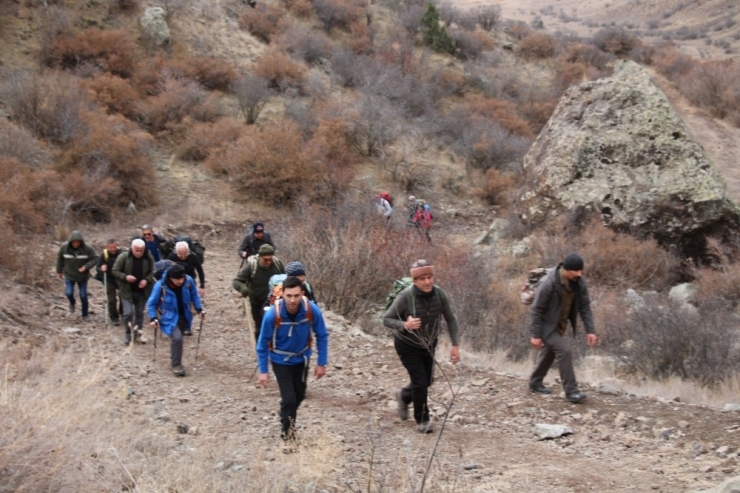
[25,224,737,493]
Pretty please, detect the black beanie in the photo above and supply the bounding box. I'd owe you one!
[168,264,185,279]
[563,253,584,271]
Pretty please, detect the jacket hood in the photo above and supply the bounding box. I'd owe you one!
[69,230,85,245]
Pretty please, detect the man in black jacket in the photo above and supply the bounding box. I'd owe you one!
[167,241,206,299]
[383,259,459,434]
[528,253,597,403]
[96,238,125,325]
[237,222,274,260]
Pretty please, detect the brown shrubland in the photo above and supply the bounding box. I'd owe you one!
[45,28,138,78]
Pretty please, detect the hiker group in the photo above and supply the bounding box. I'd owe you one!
[374,192,434,243]
[57,217,597,442]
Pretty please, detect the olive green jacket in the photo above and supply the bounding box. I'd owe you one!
[111,249,156,301]
[56,231,98,283]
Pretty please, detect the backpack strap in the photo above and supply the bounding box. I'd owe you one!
[270,297,314,368]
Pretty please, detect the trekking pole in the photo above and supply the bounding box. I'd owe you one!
[195,314,205,362]
[243,298,259,381]
[152,320,158,362]
[104,272,110,329]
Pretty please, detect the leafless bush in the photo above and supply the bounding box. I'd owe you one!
[232,73,271,124]
[0,157,63,233]
[2,71,91,144]
[83,73,140,119]
[345,94,405,158]
[477,168,515,206]
[238,3,286,43]
[603,296,740,386]
[360,64,435,117]
[284,98,319,136]
[451,30,494,60]
[592,27,641,57]
[399,4,425,38]
[252,48,308,92]
[0,120,50,168]
[312,0,366,33]
[137,75,221,133]
[177,117,245,161]
[519,32,558,58]
[44,28,138,78]
[677,59,740,119]
[476,4,500,31]
[561,42,613,70]
[279,25,333,65]
[329,48,369,88]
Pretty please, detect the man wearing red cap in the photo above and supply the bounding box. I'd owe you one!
[383,259,459,434]
[528,253,597,403]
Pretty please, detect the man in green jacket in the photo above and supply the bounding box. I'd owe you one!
[113,239,156,345]
[233,244,284,341]
[56,231,98,320]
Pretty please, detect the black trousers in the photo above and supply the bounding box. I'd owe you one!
[395,338,436,425]
[251,300,265,342]
[272,360,309,437]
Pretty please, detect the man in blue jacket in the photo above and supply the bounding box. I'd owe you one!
[147,264,204,377]
[257,276,328,441]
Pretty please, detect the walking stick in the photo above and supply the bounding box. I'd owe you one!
[152,320,158,361]
[103,272,109,329]
[243,298,259,381]
[195,315,205,361]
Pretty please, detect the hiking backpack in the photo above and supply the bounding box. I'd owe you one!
[153,260,175,281]
[379,192,393,208]
[520,267,547,305]
[383,277,446,315]
[413,207,433,228]
[269,293,315,359]
[162,235,206,264]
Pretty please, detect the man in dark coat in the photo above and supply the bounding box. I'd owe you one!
[112,239,156,345]
[237,222,274,260]
[166,241,206,298]
[528,253,598,403]
[233,244,284,341]
[56,230,98,320]
[95,238,125,325]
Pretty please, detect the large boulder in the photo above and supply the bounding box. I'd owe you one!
[140,7,171,48]
[517,61,740,256]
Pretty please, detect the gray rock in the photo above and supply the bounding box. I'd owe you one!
[517,61,740,255]
[177,423,189,434]
[473,219,510,246]
[691,475,740,493]
[669,283,698,304]
[534,423,573,440]
[63,327,81,334]
[140,7,171,48]
[723,403,740,413]
[597,383,621,396]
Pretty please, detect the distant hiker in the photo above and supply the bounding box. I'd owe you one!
[147,264,204,377]
[95,238,124,325]
[285,260,315,302]
[56,230,98,321]
[139,224,167,262]
[406,195,417,227]
[113,239,156,345]
[375,193,393,221]
[410,199,433,243]
[257,276,328,441]
[167,241,206,297]
[383,259,459,434]
[238,222,274,260]
[528,253,597,403]
[233,244,285,341]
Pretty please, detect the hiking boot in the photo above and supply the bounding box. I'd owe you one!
[417,421,433,434]
[183,329,193,336]
[133,330,141,344]
[395,390,409,421]
[111,319,120,326]
[172,365,186,377]
[68,302,75,314]
[529,384,552,395]
[123,333,131,345]
[565,391,587,403]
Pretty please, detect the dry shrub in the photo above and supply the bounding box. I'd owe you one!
[46,28,138,78]
[554,61,603,92]
[0,215,23,273]
[58,111,156,217]
[592,27,641,58]
[177,117,245,161]
[677,59,740,120]
[651,43,696,79]
[477,168,514,206]
[464,94,534,138]
[2,71,91,144]
[137,76,221,133]
[289,0,313,17]
[132,56,169,95]
[108,0,139,12]
[603,295,740,386]
[506,22,531,40]
[561,42,613,70]
[518,32,558,58]
[694,261,740,306]
[83,73,139,119]
[239,3,286,43]
[0,120,50,168]
[0,157,63,233]
[451,29,495,61]
[518,97,558,133]
[252,48,307,91]
[348,20,374,55]
[307,117,358,202]
[534,218,681,292]
[312,0,366,33]
[167,57,237,92]
[205,121,323,206]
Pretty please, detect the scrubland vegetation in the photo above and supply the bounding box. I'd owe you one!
[2,0,740,400]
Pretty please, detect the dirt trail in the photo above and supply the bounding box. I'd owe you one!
[31,172,737,491]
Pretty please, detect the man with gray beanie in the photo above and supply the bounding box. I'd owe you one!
[528,253,597,403]
[285,260,315,302]
[383,259,459,434]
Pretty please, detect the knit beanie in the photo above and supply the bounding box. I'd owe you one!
[168,264,185,279]
[563,253,584,271]
[258,244,275,256]
[410,259,434,280]
[286,261,306,277]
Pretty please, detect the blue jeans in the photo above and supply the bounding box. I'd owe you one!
[65,278,89,316]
